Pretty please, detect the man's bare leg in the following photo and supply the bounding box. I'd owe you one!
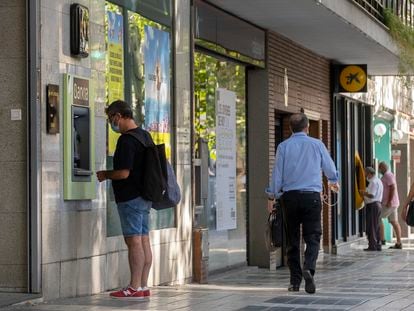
[390,220,402,245]
[380,221,385,242]
[141,235,152,287]
[125,236,145,289]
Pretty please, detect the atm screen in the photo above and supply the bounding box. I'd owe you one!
[72,106,91,178]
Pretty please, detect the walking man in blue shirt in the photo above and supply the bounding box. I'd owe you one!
[267,113,339,294]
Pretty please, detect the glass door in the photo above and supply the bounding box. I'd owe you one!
[193,52,247,271]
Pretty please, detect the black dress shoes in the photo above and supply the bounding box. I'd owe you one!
[303,270,316,294]
[288,284,300,291]
[389,243,402,249]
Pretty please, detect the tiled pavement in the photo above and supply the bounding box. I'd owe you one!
[0,295,41,309]
[3,241,414,311]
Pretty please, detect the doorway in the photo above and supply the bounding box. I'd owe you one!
[309,120,320,139]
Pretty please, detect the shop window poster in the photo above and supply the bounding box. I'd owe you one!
[106,9,124,156]
[216,88,237,231]
[144,25,171,159]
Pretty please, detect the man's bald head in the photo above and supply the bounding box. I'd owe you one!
[289,113,309,133]
[378,161,388,174]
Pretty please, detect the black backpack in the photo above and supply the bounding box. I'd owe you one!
[126,130,181,209]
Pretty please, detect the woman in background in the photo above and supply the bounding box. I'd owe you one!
[401,182,414,223]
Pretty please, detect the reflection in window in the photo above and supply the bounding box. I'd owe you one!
[127,10,174,230]
[105,2,175,236]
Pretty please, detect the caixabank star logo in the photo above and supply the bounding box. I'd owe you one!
[335,64,367,93]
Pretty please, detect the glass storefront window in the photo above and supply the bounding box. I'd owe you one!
[194,52,247,270]
[105,1,175,237]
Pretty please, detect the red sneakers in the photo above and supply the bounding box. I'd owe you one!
[143,288,150,297]
[110,286,144,300]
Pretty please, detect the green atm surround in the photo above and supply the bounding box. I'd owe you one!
[63,73,96,200]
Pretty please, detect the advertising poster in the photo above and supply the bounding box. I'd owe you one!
[215,88,237,231]
[144,25,171,159]
[106,10,124,156]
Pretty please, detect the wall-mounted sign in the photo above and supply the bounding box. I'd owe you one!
[46,84,59,134]
[10,109,22,121]
[73,77,89,106]
[334,64,367,93]
[392,149,401,163]
[70,4,89,58]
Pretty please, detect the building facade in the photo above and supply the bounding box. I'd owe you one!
[0,0,28,294]
[0,0,411,301]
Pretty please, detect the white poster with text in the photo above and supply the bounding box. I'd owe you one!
[216,88,237,231]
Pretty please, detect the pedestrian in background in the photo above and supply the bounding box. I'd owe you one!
[267,113,339,294]
[361,167,383,251]
[378,161,402,249]
[97,100,152,300]
[401,182,414,224]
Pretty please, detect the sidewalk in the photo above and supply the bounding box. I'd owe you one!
[4,240,414,311]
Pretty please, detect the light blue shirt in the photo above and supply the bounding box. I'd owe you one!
[267,132,338,198]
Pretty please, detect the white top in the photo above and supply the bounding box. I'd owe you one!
[365,176,383,204]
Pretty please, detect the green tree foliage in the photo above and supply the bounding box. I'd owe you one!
[194,52,246,157]
[127,11,165,124]
[384,8,414,75]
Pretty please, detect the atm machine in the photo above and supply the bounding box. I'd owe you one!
[63,74,95,200]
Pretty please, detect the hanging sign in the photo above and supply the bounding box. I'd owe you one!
[334,64,367,93]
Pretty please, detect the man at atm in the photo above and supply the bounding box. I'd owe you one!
[97,100,153,300]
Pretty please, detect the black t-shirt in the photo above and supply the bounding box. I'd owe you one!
[112,127,152,203]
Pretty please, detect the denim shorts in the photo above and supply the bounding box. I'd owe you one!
[117,197,151,237]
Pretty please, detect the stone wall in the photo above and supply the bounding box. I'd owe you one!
[39,0,192,299]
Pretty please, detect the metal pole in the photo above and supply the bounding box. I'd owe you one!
[27,0,41,294]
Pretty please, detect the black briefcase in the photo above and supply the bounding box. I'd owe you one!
[265,200,283,249]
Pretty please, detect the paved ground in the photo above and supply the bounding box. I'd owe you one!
[0,295,40,309]
[3,240,414,310]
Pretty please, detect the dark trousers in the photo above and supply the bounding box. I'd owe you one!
[366,202,381,250]
[281,191,322,285]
